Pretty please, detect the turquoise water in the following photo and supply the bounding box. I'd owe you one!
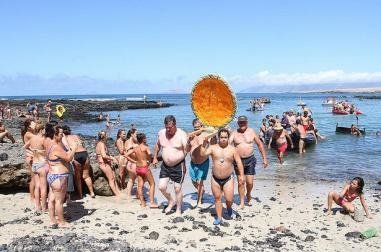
[60,93,381,183]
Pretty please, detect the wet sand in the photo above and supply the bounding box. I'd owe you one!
[1,179,380,251]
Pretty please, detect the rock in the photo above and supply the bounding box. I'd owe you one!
[345,232,362,239]
[321,235,328,239]
[172,217,184,223]
[179,227,191,232]
[270,197,277,201]
[112,211,119,215]
[119,230,128,235]
[336,221,346,228]
[24,208,32,213]
[305,236,315,242]
[199,238,208,242]
[137,214,148,219]
[286,207,292,211]
[93,177,113,196]
[378,181,381,185]
[95,223,101,227]
[0,153,8,161]
[140,226,149,231]
[234,231,241,235]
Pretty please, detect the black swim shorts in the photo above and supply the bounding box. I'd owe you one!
[234,154,257,176]
[159,160,186,184]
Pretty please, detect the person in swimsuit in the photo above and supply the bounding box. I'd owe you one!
[327,177,372,219]
[153,115,188,215]
[115,129,128,189]
[201,128,244,225]
[124,128,138,199]
[186,118,215,207]
[44,100,53,122]
[62,125,95,199]
[295,119,306,154]
[230,115,268,209]
[95,130,121,197]
[23,121,49,211]
[268,122,293,164]
[126,133,158,208]
[0,121,15,143]
[21,118,37,203]
[45,124,78,227]
[301,110,310,131]
[258,118,268,143]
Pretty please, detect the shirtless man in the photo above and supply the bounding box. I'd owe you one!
[127,133,158,208]
[268,122,293,164]
[201,128,244,225]
[153,115,188,215]
[230,115,268,208]
[0,122,15,143]
[186,119,215,207]
[300,110,310,131]
[295,119,306,154]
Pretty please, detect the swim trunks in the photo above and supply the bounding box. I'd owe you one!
[277,143,288,154]
[234,154,257,176]
[189,159,209,182]
[212,174,233,189]
[136,166,149,176]
[159,160,185,184]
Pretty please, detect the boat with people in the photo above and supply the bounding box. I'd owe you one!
[248,98,265,112]
[331,100,362,115]
[336,123,365,135]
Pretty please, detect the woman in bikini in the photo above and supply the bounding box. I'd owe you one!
[45,124,78,227]
[268,123,293,164]
[96,130,121,197]
[126,133,158,208]
[62,125,95,199]
[115,129,128,189]
[21,118,36,203]
[327,177,372,219]
[23,121,49,211]
[124,128,138,199]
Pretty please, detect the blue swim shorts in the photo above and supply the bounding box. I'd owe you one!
[189,159,210,182]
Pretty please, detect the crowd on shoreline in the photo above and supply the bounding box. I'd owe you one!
[0,105,374,228]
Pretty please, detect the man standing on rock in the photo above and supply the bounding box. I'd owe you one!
[201,128,244,225]
[230,115,268,208]
[153,115,188,215]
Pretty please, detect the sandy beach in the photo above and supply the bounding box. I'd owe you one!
[1,178,380,251]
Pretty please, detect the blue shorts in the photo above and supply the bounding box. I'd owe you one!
[189,159,210,182]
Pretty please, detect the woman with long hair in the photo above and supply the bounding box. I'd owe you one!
[115,129,128,189]
[45,124,78,227]
[21,118,36,202]
[125,128,138,199]
[23,121,49,211]
[96,130,120,197]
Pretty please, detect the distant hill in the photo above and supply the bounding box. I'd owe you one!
[240,82,381,93]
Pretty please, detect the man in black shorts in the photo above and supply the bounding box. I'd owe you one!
[153,115,188,215]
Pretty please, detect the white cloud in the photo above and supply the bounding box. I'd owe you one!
[228,70,381,87]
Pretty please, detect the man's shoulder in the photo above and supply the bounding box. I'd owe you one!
[158,128,166,135]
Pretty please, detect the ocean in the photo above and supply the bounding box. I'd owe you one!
[3,93,381,184]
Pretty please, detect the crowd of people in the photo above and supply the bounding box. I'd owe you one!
[257,107,325,164]
[332,100,361,114]
[0,100,375,227]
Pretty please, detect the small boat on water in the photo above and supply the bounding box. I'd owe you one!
[332,108,362,115]
[336,123,365,135]
[297,97,306,106]
[322,97,336,106]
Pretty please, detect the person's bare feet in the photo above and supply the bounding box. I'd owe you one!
[165,200,175,214]
[239,203,245,210]
[149,203,159,208]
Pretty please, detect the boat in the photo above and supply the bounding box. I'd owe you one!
[297,97,306,106]
[322,97,335,106]
[332,108,362,115]
[336,123,365,135]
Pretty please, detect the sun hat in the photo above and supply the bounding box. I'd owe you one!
[274,122,283,131]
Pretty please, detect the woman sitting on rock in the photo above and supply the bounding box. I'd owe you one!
[45,124,78,227]
[96,130,120,197]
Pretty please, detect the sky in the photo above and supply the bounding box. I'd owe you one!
[1,0,381,95]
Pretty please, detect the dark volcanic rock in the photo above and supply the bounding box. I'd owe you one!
[345,231,362,239]
[336,221,346,228]
[148,231,159,240]
[305,235,315,242]
[269,197,277,201]
[172,217,184,223]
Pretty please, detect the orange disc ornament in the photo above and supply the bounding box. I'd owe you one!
[191,74,237,127]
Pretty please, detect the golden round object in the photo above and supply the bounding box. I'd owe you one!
[191,74,236,127]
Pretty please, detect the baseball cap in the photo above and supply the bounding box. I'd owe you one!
[237,115,248,122]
